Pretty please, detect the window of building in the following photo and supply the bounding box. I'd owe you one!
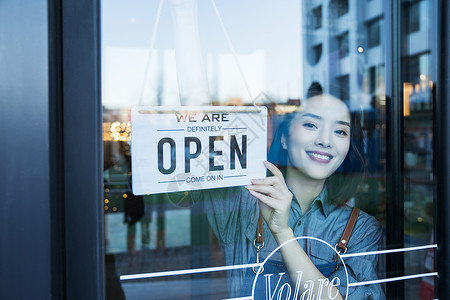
[367,17,381,48]
[404,0,430,35]
[369,66,376,93]
[306,82,323,98]
[365,64,385,95]
[329,0,349,18]
[337,74,350,100]
[405,1,420,34]
[312,5,322,29]
[307,43,323,66]
[312,43,322,64]
[338,31,349,58]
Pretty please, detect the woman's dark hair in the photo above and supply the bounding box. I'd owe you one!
[268,95,367,205]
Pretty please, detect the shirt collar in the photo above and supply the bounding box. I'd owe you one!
[314,187,338,217]
[290,186,337,218]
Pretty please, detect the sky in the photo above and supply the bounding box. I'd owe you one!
[102,0,303,108]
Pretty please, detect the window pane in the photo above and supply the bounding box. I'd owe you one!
[329,0,349,18]
[405,1,420,34]
[338,31,349,58]
[101,1,437,299]
[312,5,322,29]
[401,1,435,298]
[368,18,381,48]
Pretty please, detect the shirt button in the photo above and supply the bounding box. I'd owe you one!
[297,220,302,226]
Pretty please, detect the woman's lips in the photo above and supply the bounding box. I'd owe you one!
[306,151,333,163]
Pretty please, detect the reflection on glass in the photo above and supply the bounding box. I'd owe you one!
[101,0,437,299]
[337,31,349,59]
[312,5,322,29]
[367,17,381,49]
[329,0,349,18]
[401,1,435,298]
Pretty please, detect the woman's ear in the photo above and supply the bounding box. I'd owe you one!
[281,134,288,150]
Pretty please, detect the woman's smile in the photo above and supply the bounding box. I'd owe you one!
[305,150,334,163]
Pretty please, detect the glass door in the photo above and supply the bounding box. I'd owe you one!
[101,1,438,299]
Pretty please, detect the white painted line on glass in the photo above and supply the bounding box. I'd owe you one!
[138,109,262,114]
[342,244,437,258]
[120,244,437,281]
[120,263,262,281]
[349,272,438,287]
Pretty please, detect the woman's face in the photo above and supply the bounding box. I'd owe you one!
[285,95,351,181]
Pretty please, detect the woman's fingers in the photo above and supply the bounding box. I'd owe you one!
[246,182,292,209]
[263,160,284,180]
[251,176,285,188]
[247,161,294,235]
[249,161,292,203]
[251,161,288,188]
[246,160,293,215]
[245,184,279,198]
[247,190,282,209]
[246,184,291,201]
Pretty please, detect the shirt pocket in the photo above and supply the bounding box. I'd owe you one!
[309,242,336,265]
[244,220,258,244]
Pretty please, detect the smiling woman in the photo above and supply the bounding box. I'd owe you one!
[190,93,384,299]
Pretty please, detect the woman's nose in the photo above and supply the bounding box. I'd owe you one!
[314,129,331,148]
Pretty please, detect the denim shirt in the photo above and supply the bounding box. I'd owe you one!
[192,186,385,299]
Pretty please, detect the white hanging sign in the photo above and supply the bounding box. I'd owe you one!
[131,106,267,195]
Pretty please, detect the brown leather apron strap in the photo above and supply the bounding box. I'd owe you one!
[252,212,265,274]
[336,207,360,253]
[255,207,360,254]
[256,212,264,244]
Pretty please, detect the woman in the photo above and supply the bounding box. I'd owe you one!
[192,94,384,299]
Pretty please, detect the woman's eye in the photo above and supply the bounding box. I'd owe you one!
[302,122,317,129]
[335,129,348,136]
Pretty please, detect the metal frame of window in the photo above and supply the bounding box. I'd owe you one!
[436,1,450,299]
[48,0,66,298]
[0,1,54,299]
[1,0,104,299]
[385,0,405,298]
[61,1,104,299]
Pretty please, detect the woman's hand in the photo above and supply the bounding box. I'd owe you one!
[245,161,293,237]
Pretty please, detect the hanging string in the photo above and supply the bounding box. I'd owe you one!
[139,0,165,105]
[210,0,254,101]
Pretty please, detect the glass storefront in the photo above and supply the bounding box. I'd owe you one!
[101,1,437,299]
